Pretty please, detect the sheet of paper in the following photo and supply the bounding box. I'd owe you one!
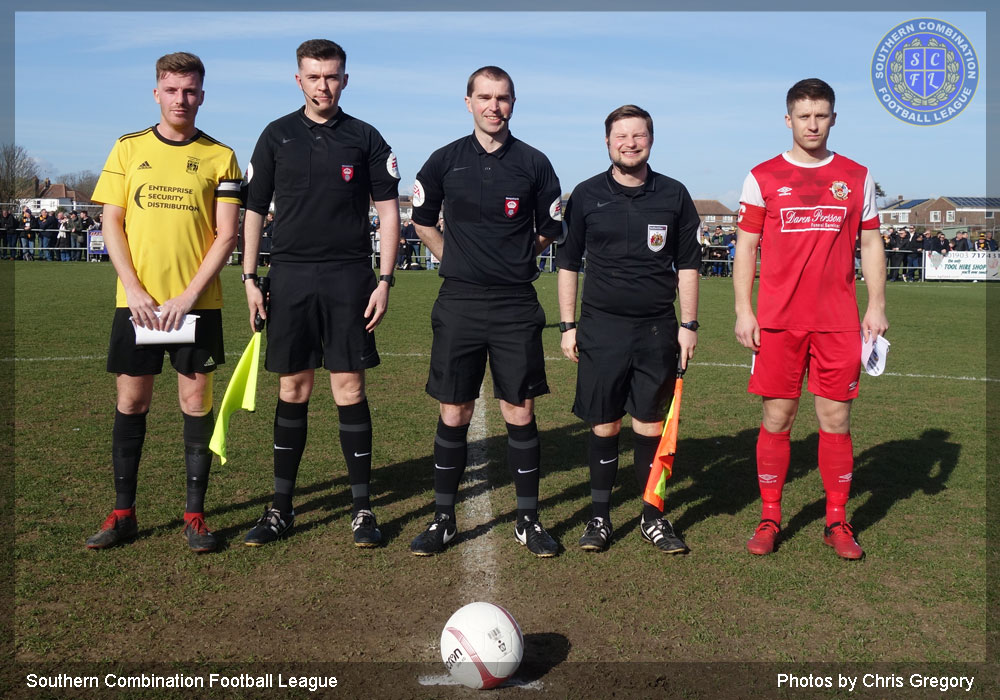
[861,333,890,376]
[131,312,199,345]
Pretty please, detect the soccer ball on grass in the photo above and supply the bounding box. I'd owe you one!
[440,602,524,689]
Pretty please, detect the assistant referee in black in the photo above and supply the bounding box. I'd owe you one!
[557,105,701,554]
[408,66,563,557]
[241,39,401,548]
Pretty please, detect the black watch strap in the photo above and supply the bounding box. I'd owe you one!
[559,321,577,333]
[242,272,258,282]
[379,274,395,287]
[680,320,700,332]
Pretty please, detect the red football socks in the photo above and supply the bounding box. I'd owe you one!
[818,429,853,526]
[756,424,791,523]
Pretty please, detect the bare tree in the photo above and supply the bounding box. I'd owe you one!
[59,169,101,201]
[0,143,40,205]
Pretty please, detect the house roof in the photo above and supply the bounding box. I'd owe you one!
[693,199,734,216]
[945,197,1000,208]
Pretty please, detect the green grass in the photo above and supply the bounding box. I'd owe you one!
[9,262,989,685]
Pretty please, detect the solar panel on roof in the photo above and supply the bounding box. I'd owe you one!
[948,197,1000,208]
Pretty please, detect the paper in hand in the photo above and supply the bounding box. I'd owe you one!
[131,312,199,345]
[861,333,890,376]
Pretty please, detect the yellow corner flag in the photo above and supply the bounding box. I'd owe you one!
[209,332,261,464]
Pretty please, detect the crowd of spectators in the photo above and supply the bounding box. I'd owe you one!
[879,225,997,281]
[1,205,102,261]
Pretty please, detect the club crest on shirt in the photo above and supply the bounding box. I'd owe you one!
[648,224,667,252]
[504,197,519,218]
[341,165,354,182]
[829,181,851,200]
[186,157,200,174]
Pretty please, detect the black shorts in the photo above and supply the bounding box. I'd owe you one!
[264,259,379,374]
[427,280,547,404]
[572,310,678,424]
[106,308,224,376]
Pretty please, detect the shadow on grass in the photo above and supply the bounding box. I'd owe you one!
[781,427,960,542]
[192,425,957,552]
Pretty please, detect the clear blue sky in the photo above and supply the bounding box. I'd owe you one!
[14,10,988,209]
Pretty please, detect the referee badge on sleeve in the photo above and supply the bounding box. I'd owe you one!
[648,224,667,252]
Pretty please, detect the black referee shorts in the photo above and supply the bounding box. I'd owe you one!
[572,310,678,424]
[427,280,547,405]
[264,259,379,374]
[106,308,224,376]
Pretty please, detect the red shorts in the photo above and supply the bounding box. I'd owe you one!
[748,329,861,401]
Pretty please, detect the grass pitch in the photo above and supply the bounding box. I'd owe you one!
[9,262,990,696]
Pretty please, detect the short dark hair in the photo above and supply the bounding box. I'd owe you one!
[466,66,515,100]
[604,104,654,139]
[297,39,346,68]
[155,52,205,84]
[786,78,835,113]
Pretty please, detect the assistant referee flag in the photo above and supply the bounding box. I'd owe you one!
[643,369,684,511]
[209,332,261,464]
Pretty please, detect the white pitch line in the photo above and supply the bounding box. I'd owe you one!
[417,674,543,689]
[4,353,996,383]
[459,385,498,598]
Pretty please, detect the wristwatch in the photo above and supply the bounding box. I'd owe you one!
[559,321,577,333]
[379,274,395,287]
[680,320,700,332]
[241,272,258,282]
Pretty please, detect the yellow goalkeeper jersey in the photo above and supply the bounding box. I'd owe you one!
[92,126,243,309]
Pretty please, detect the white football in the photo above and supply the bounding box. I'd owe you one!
[440,602,524,689]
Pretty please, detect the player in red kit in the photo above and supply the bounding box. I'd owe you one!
[733,79,887,560]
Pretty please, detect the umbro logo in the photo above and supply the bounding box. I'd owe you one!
[138,161,152,170]
[838,474,853,483]
[777,186,793,197]
[759,473,778,483]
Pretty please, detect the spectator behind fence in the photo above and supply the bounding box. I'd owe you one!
[37,209,58,261]
[1,206,16,259]
[76,211,93,261]
[953,231,970,252]
[55,212,70,261]
[260,210,274,266]
[900,225,920,282]
[21,207,37,260]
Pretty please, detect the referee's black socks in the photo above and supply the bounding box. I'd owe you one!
[183,411,214,514]
[588,431,620,521]
[506,419,540,522]
[273,399,309,516]
[112,409,147,510]
[632,432,664,522]
[338,399,373,515]
[433,418,469,520]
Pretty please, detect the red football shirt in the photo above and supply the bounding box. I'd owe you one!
[738,152,879,331]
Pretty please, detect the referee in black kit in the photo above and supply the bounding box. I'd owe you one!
[408,66,563,557]
[557,105,700,554]
[241,39,401,548]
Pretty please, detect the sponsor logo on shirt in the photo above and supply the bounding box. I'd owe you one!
[647,224,667,252]
[412,179,425,208]
[386,153,400,179]
[779,206,847,233]
[504,197,519,218]
[549,197,562,221]
[341,165,354,182]
[829,181,851,200]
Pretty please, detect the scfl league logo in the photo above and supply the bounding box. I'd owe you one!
[871,17,978,125]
